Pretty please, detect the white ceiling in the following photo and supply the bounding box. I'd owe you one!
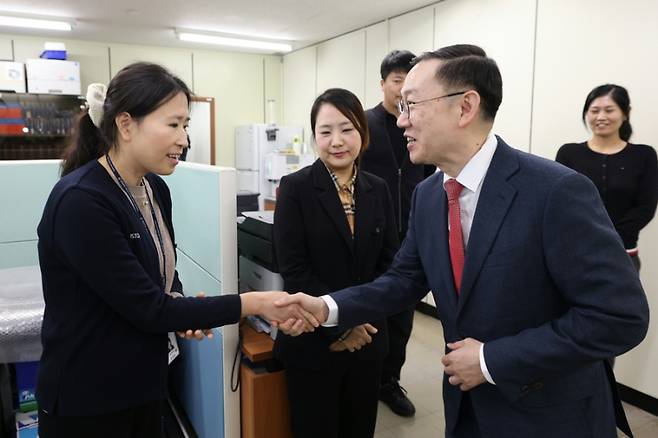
[0,0,438,53]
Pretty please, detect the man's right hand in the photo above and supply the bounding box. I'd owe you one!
[273,292,329,336]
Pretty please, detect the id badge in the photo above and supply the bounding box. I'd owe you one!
[168,332,180,364]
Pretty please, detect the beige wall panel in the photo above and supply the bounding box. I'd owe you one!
[434,0,536,151]
[283,46,317,145]
[193,50,266,167]
[364,21,390,110]
[389,5,435,56]
[317,30,366,103]
[109,43,193,89]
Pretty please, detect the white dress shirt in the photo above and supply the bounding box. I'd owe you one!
[322,131,498,384]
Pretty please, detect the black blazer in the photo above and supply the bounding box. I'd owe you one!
[36,160,241,416]
[361,103,435,236]
[272,159,399,369]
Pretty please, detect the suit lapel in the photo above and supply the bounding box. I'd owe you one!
[313,160,354,254]
[457,140,519,314]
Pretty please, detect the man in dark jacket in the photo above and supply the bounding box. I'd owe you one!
[360,49,435,417]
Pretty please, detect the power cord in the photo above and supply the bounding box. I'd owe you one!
[230,324,243,392]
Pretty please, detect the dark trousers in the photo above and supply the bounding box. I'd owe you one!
[38,400,163,438]
[285,359,382,438]
[381,307,414,383]
[448,393,481,438]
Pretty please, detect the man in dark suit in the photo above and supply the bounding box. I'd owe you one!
[361,49,436,417]
[275,44,649,437]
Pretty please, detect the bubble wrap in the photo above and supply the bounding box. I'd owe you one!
[0,266,44,363]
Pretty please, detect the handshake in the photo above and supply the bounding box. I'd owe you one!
[241,291,329,336]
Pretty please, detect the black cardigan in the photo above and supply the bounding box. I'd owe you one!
[36,160,241,416]
[556,142,658,249]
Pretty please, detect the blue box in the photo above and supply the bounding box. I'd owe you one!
[16,362,39,412]
[40,50,67,60]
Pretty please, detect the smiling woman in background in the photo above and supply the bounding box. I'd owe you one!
[556,84,658,272]
[36,62,314,438]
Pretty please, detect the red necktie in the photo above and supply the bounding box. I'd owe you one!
[445,178,465,293]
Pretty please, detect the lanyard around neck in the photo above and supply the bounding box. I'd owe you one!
[106,154,167,291]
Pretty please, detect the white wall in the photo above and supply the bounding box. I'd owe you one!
[434,0,536,150]
[389,6,435,56]
[109,43,194,87]
[0,33,282,167]
[282,46,317,144]
[364,22,390,109]
[317,31,366,104]
[282,0,658,399]
[0,36,13,60]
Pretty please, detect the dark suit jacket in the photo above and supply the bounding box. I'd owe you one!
[36,160,241,416]
[273,159,399,369]
[361,103,435,236]
[330,138,649,437]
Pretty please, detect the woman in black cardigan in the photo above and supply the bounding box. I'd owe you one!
[36,62,315,438]
[273,88,399,438]
[556,84,658,271]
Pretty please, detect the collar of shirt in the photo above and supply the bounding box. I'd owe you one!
[325,163,357,195]
[441,132,497,246]
[442,131,498,193]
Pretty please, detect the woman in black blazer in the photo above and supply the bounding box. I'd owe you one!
[36,62,315,438]
[273,88,399,438]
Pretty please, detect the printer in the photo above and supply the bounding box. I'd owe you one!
[237,211,284,338]
[237,211,283,294]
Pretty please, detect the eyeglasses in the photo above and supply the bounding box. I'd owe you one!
[397,91,468,116]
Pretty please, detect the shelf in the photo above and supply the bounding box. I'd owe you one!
[0,134,67,139]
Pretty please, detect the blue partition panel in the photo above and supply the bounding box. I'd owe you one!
[165,163,235,438]
[165,165,221,281]
[0,160,61,269]
[0,241,39,270]
[0,160,60,243]
[173,249,226,438]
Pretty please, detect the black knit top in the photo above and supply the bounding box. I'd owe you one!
[556,142,658,249]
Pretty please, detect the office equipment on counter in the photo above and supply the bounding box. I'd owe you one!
[235,123,309,209]
[26,59,81,95]
[237,211,283,340]
[264,150,314,189]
